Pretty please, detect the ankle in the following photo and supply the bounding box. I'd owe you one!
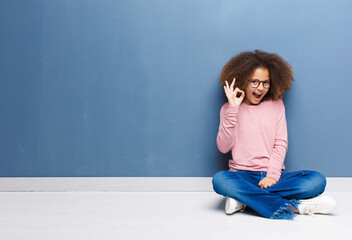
[289,205,299,214]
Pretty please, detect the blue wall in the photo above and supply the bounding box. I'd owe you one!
[0,0,351,177]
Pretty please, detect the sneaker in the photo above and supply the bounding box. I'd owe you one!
[298,195,336,215]
[225,197,246,215]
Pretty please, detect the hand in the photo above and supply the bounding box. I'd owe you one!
[224,78,245,107]
[258,177,278,189]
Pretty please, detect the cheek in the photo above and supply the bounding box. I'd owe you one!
[263,88,270,96]
[244,89,252,98]
[244,86,253,96]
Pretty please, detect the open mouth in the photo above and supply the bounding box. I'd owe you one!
[253,92,262,99]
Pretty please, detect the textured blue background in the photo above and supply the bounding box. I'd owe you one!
[0,0,351,177]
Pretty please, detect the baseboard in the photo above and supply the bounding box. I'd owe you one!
[0,177,351,192]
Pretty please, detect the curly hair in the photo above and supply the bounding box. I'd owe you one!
[219,50,294,100]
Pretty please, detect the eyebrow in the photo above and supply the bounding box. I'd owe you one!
[250,79,270,81]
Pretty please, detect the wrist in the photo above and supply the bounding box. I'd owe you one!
[228,102,240,108]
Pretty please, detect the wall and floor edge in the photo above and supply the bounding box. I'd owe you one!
[0,177,351,192]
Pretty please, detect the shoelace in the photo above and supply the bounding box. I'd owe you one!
[299,199,321,214]
[300,199,320,204]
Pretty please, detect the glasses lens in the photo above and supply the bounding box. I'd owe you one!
[249,80,270,88]
[251,81,259,88]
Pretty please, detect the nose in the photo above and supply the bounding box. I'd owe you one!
[257,82,264,91]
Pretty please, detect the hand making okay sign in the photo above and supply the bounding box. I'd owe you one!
[224,78,245,107]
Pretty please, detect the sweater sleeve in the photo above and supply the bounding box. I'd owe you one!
[216,103,240,154]
[266,101,288,181]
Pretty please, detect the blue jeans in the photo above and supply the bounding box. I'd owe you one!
[212,170,326,220]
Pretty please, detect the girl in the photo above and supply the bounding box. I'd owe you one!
[212,50,336,220]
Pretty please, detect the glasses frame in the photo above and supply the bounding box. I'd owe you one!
[247,79,270,89]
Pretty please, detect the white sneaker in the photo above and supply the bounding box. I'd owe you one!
[298,195,336,215]
[225,197,246,215]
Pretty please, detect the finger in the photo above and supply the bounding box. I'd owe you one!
[231,78,236,86]
[239,91,245,101]
[266,181,274,188]
[225,81,230,91]
[223,86,229,97]
[238,92,246,101]
[230,78,236,90]
[234,88,245,99]
[234,88,244,97]
[224,82,228,93]
[235,88,244,94]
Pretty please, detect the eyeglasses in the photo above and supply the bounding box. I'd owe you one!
[247,79,270,89]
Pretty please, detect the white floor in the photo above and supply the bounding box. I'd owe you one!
[0,191,351,240]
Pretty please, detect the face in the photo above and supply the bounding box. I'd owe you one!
[243,67,270,105]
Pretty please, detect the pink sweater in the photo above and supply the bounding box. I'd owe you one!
[216,99,288,181]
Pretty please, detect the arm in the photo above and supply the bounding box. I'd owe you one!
[216,105,239,153]
[216,79,245,153]
[266,101,288,181]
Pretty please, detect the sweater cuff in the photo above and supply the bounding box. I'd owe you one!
[267,172,281,182]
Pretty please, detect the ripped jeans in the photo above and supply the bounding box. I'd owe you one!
[212,170,326,220]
